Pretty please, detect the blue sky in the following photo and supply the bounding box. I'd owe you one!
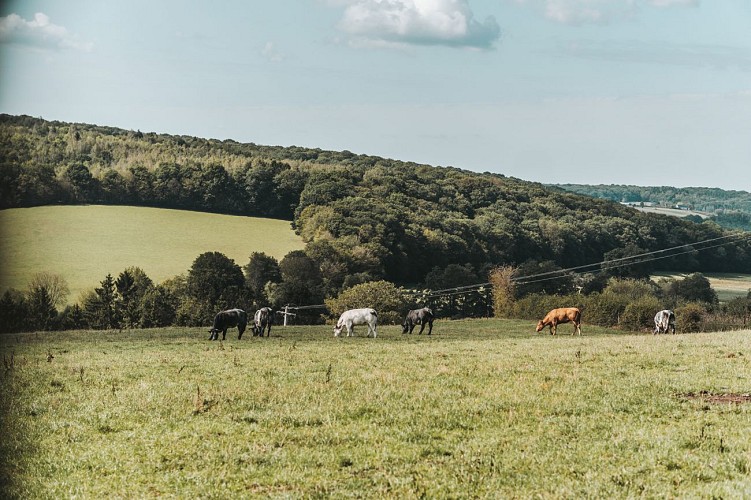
[1,0,750,189]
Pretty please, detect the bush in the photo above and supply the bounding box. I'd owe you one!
[580,292,629,327]
[620,296,662,332]
[325,281,407,325]
[675,302,707,333]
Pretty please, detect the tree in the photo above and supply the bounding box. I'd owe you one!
[271,250,324,308]
[0,289,29,333]
[115,267,153,328]
[602,244,654,279]
[140,285,178,328]
[100,169,128,204]
[27,272,70,309]
[424,264,479,290]
[27,285,57,330]
[82,274,120,329]
[489,266,516,319]
[186,252,247,320]
[243,252,281,304]
[63,164,98,202]
[667,273,718,306]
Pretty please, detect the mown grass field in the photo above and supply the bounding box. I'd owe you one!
[2,319,751,498]
[0,205,304,302]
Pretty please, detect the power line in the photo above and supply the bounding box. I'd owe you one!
[404,231,751,299]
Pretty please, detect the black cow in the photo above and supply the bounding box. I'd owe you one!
[208,308,247,341]
[252,307,274,337]
[402,307,434,335]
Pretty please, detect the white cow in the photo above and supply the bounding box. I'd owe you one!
[333,308,378,338]
[653,309,676,334]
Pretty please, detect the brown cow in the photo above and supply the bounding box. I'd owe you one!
[535,307,582,336]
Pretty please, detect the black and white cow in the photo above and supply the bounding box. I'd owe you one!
[402,307,434,335]
[252,307,273,337]
[208,308,248,341]
[653,309,676,335]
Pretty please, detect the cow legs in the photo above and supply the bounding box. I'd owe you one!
[266,324,271,337]
[418,323,426,334]
[427,321,433,335]
[573,323,581,336]
[550,323,557,335]
[222,329,227,341]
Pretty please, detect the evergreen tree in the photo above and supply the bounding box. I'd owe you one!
[27,285,57,331]
[83,274,121,329]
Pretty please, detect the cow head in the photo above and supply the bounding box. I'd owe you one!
[333,325,342,337]
[401,322,409,334]
[208,328,219,340]
[535,320,545,333]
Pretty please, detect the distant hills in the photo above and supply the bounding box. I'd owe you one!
[555,184,751,231]
[2,113,750,292]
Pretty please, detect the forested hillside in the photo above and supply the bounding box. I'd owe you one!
[2,113,750,295]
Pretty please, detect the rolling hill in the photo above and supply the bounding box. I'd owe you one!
[2,113,751,295]
[0,205,304,303]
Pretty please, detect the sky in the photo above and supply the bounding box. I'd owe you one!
[1,0,750,190]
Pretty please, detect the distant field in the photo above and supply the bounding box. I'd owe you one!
[653,272,751,302]
[0,205,304,302]
[2,319,751,497]
[633,206,710,219]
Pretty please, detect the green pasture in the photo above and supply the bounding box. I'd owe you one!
[0,205,304,302]
[2,319,751,498]
[653,271,751,302]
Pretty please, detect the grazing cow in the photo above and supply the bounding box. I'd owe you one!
[252,307,274,337]
[535,307,582,336]
[208,308,247,341]
[653,309,676,335]
[402,307,434,335]
[334,308,378,338]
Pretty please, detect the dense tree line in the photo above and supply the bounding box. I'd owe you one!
[2,113,751,305]
[0,250,329,333]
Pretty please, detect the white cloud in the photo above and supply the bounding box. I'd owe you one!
[336,0,500,49]
[262,42,284,62]
[0,12,92,51]
[513,0,698,25]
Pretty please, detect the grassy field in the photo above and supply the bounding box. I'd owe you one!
[0,205,304,302]
[2,319,751,498]
[653,272,751,302]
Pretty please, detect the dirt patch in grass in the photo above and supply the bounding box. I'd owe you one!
[682,391,751,404]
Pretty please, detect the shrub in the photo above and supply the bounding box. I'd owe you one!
[675,302,706,333]
[580,292,629,327]
[325,280,407,325]
[620,296,662,332]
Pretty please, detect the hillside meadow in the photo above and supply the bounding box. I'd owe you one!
[2,319,751,497]
[0,205,304,302]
